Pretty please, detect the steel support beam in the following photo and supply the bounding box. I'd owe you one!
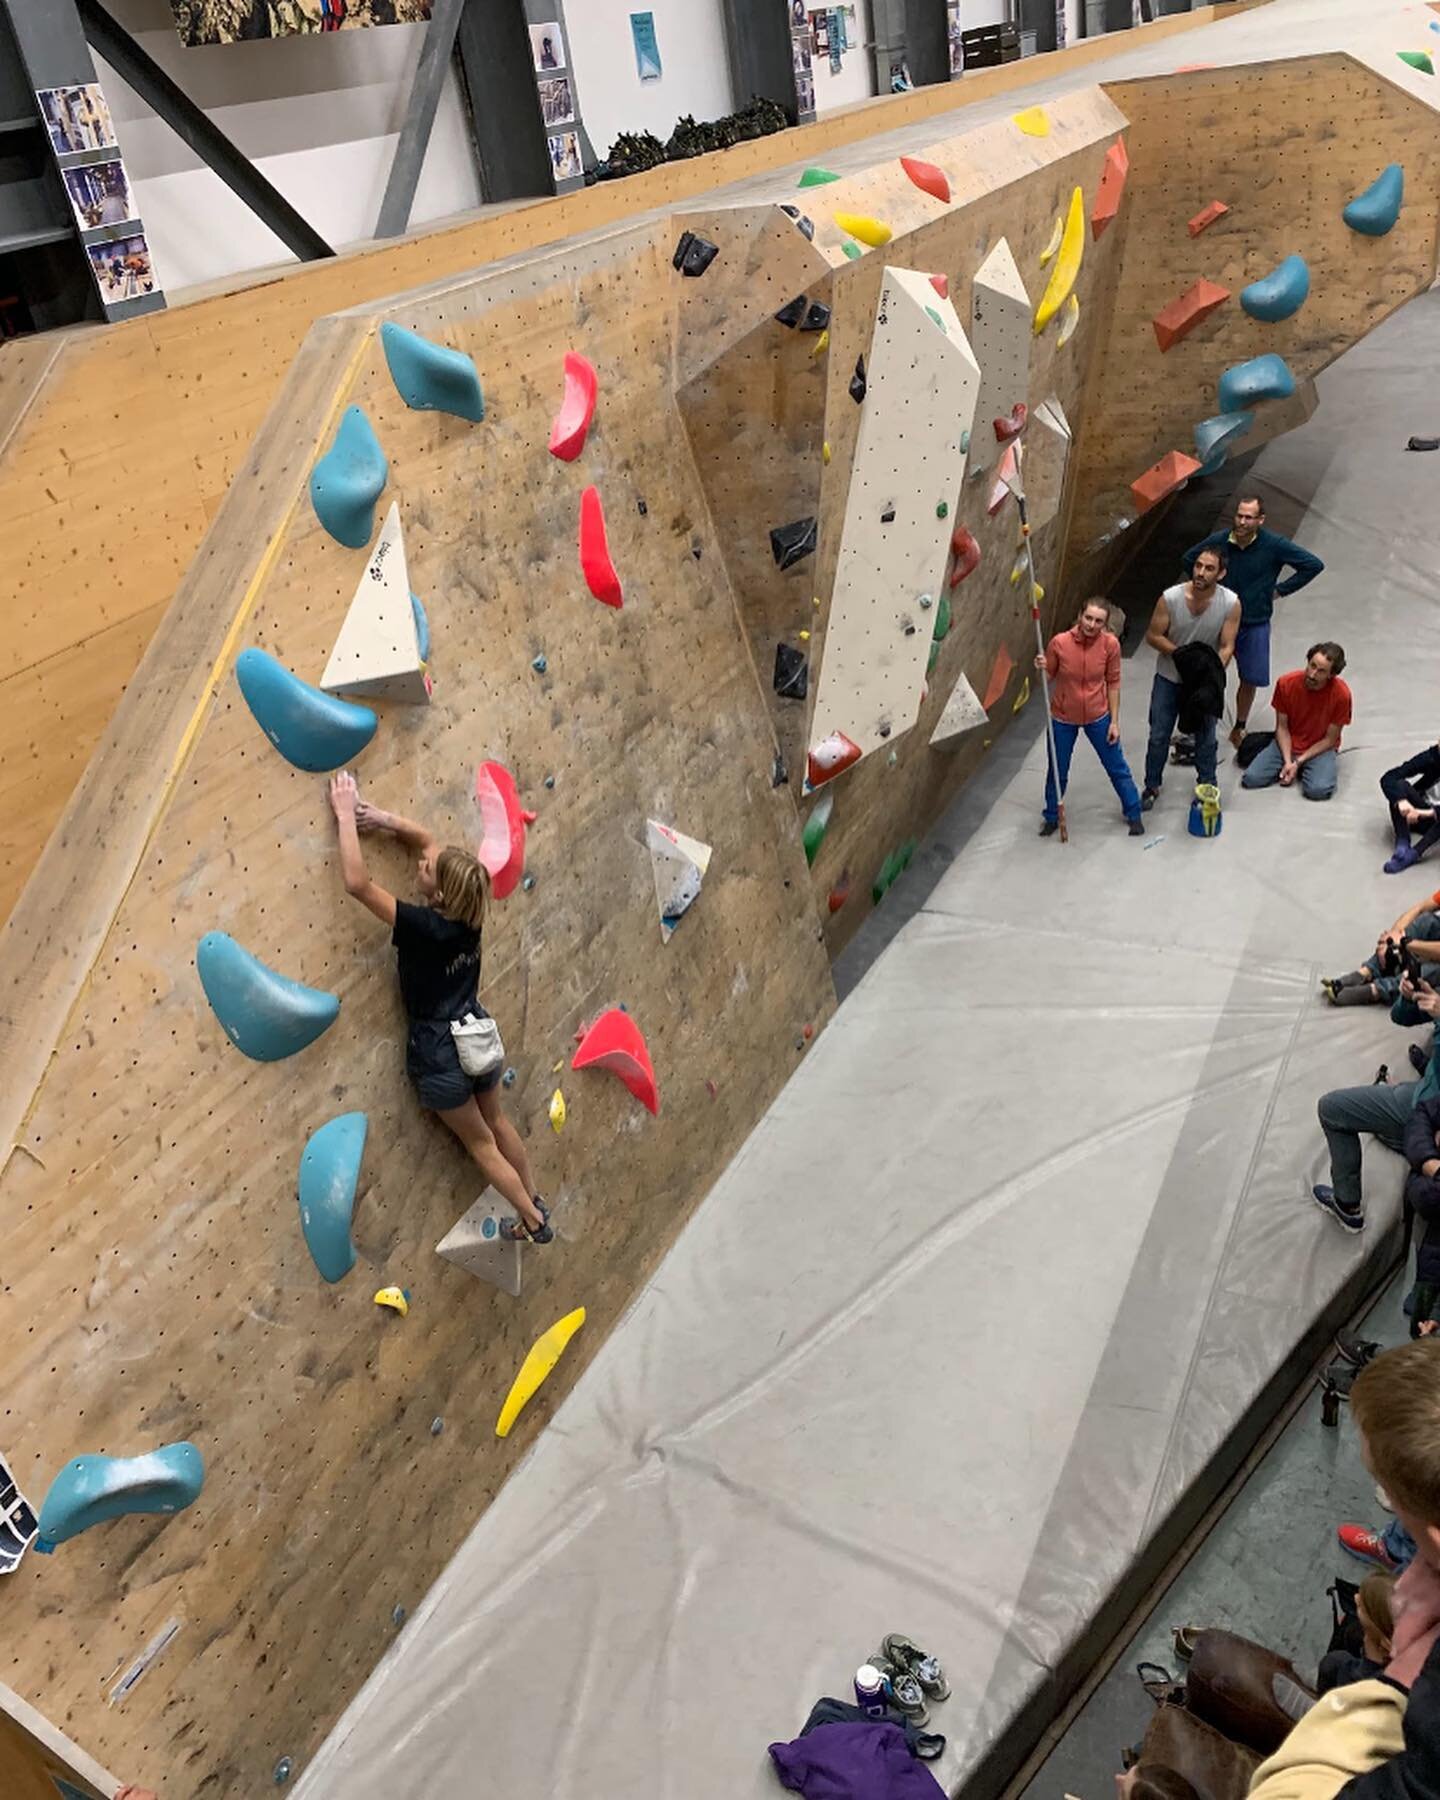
[375,0,468,240]
[75,0,333,263]
[453,0,553,203]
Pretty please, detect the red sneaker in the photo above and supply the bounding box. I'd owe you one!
[1337,1523,1401,1570]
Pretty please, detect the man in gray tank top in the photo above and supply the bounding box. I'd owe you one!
[1141,546,1241,808]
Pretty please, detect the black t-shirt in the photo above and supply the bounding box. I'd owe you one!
[391,901,481,1023]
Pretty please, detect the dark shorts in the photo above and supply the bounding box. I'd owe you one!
[1235,620,1270,688]
[407,1015,502,1112]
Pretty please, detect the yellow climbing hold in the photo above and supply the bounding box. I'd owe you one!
[549,1088,566,1132]
[496,1306,586,1438]
[1032,583,1045,603]
[1013,106,1050,138]
[812,329,830,357]
[833,211,892,247]
[1040,214,1063,265]
[373,1286,409,1317]
[799,629,811,641]
[1012,676,1031,712]
[1034,186,1084,333]
[1010,553,1027,584]
[1057,291,1081,347]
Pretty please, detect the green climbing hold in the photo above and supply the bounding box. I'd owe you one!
[840,240,862,261]
[933,594,952,643]
[960,429,970,453]
[802,789,834,866]
[925,306,947,334]
[799,167,841,187]
[872,842,916,904]
[1399,49,1434,74]
[927,642,939,675]
[936,501,949,519]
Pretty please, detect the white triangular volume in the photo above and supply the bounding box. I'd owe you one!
[321,502,431,704]
[969,238,1032,475]
[436,1194,522,1297]
[1034,395,1072,440]
[808,268,981,771]
[647,819,713,942]
[930,674,988,748]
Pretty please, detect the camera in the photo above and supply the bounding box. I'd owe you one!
[1381,937,1424,984]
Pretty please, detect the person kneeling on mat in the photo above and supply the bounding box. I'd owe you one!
[327,771,552,1245]
[1241,645,1350,801]
[1034,596,1144,838]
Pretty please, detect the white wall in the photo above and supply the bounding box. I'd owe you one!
[564,0,733,162]
[811,0,876,115]
[93,0,482,293]
[956,0,1083,40]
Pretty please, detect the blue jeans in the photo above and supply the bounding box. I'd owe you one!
[1044,715,1141,822]
[1383,1516,1417,1569]
[1144,674,1217,791]
[1242,739,1338,799]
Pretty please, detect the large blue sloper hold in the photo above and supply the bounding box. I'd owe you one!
[380,321,485,423]
[310,404,388,548]
[1217,353,1296,416]
[1194,411,1255,477]
[235,647,376,772]
[298,1112,367,1283]
[1240,254,1310,322]
[1344,164,1404,236]
[35,1443,204,1552]
[197,932,339,1061]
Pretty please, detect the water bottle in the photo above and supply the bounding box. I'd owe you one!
[854,1663,888,1718]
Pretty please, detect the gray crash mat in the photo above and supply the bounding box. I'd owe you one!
[294,161,1440,1800]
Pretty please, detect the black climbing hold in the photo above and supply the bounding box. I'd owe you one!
[880,505,896,524]
[392,1603,407,1625]
[502,1066,517,1087]
[770,516,817,570]
[531,653,548,674]
[850,356,867,404]
[522,874,536,891]
[691,542,703,561]
[773,643,809,700]
[274,1758,294,1786]
[637,498,648,515]
[779,203,816,242]
[878,722,892,739]
[902,623,917,637]
[543,774,556,789]
[672,230,719,276]
[774,296,807,329]
[802,301,831,332]
[772,751,790,788]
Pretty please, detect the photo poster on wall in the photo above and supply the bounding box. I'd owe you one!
[531,19,565,72]
[947,0,962,77]
[169,1,432,46]
[828,8,843,74]
[630,11,662,81]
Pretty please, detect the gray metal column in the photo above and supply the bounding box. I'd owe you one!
[719,0,798,120]
[375,0,469,237]
[453,0,554,202]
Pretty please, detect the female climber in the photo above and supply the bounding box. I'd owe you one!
[327,770,551,1243]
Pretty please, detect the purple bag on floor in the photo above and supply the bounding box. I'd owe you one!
[768,1720,947,1798]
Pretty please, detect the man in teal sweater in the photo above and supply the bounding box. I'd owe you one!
[1183,494,1324,746]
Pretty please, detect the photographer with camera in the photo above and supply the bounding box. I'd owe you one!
[1313,974,1440,1234]
[1323,891,1440,1007]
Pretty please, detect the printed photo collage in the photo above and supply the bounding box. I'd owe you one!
[531,21,583,187]
[37,83,163,311]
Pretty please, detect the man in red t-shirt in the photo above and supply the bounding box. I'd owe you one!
[1241,641,1351,800]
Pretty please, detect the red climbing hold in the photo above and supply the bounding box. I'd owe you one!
[579,486,623,608]
[929,273,949,300]
[949,527,981,587]
[994,403,1028,444]
[1091,139,1129,240]
[549,352,598,462]
[900,156,950,204]
[1187,199,1229,238]
[572,1008,659,1115]
[807,732,862,790]
[828,871,852,914]
[474,761,527,899]
[1151,278,1230,351]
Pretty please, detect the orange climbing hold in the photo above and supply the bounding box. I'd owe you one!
[900,155,950,203]
[579,486,623,608]
[807,732,862,790]
[827,871,852,914]
[474,761,527,899]
[929,273,949,300]
[572,1008,659,1115]
[949,527,981,587]
[1131,450,1202,514]
[1152,278,1230,351]
[1188,199,1229,237]
[1091,139,1129,239]
[994,403,1027,444]
[981,644,1014,712]
[549,352,597,462]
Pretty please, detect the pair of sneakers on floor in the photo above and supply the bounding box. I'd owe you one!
[866,1633,950,1727]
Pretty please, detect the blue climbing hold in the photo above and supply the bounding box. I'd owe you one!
[409,592,430,664]
[310,405,388,548]
[1343,164,1403,237]
[298,1112,366,1282]
[1239,254,1310,322]
[1217,352,1296,415]
[1193,411,1255,477]
[35,1442,204,1552]
[197,932,340,1062]
[235,647,376,772]
[380,320,484,423]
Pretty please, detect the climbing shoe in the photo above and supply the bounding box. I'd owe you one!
[1141,787,1159,811]
[1312,1187,1365,1234]
[1333,1333,1382,1369]
[880,1634,950,1702]
[1128,818,1145,836]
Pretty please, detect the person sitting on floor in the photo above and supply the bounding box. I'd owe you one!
[1322,895,1440,1007]
[1241,644,1352,801]
[1380,743,1440,875]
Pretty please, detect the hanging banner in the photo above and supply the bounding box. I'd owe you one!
[630,11,662,81]
[169,1,433,48]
